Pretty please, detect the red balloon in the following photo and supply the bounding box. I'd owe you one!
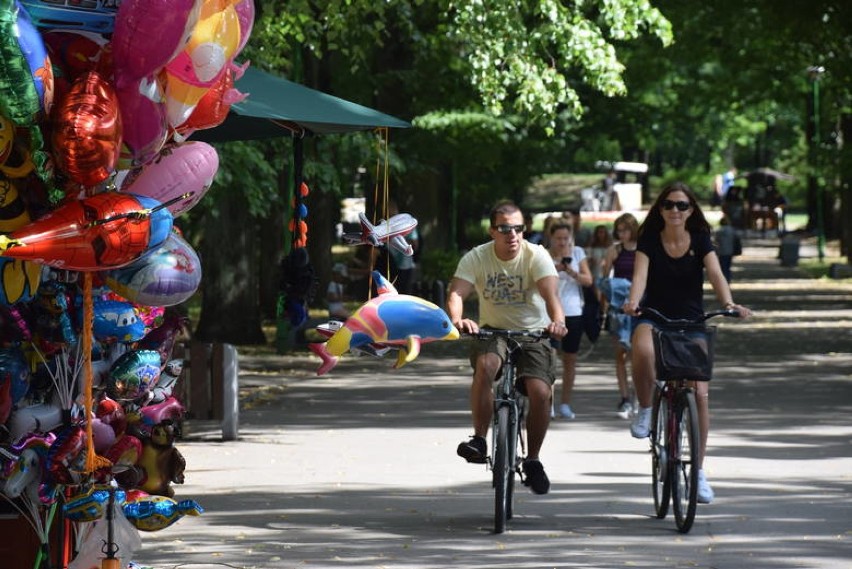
[1,192,173,271]
[176,66,245,135]
[51,71,122,187]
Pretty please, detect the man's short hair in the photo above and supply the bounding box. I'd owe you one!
[489,200,521,226]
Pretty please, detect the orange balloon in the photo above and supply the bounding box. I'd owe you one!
[175,67,238,134]
[51,71,122,187]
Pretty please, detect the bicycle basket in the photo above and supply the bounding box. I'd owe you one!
[652,326,716,381]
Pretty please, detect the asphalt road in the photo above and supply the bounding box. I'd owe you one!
[132,237,852,569]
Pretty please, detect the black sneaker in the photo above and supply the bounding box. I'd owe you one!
[522,459,550,494]
[457,436,487,463]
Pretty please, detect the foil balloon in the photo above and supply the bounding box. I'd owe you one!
[51,70,121,187]
[175,64,247,137]
[112,0,201,87]
[0,192,174,271]
[108,349,161,401]
[47,425,86,485]
[136,396,185,436]
[0,175,31,231]
[116,75,168,170]
[233,0,254,55]
[0,346,30,404]
[93,299,146,343]
[20,0,119,34]
[123,493,203,531]
[0,0,53,125]
[138,421,184,497]
[121,141,218,217]
[90,417,116,453]
[8,402,62,443]
[0,115,35,179]
[103,231,201,307]
[42,29,111,106]
[103,434,143,471]
[96,396,128,437]
[138,310,188,365]
[163,0,241,127]
[0,257,41,305]
[64,485,127,523]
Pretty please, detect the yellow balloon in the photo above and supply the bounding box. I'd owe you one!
[163,0,241,127]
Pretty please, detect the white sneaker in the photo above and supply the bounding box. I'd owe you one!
[697,469,714,504]
[558,403,575,419]
[630,406,652,438]
[617,399,633,420]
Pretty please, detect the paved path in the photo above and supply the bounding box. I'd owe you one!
[133,237,852,569]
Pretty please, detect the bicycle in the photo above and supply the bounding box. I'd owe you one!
[465,329,548,534]
[640,306,738,533]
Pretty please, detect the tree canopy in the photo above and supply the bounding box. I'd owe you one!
[193,0,851,343]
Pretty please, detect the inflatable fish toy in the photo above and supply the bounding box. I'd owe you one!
[309,271,458,375]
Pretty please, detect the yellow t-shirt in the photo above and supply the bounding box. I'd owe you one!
[454,240,556,330]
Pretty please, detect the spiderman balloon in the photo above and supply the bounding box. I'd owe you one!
[0,191,173,271]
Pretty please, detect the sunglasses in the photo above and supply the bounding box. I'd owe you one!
[493,224,526,234]
[662,200,691,212]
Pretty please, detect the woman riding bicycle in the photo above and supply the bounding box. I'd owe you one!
[447,200,566,495]
[623,182,752,504]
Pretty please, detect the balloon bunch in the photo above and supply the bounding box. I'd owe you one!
[0,0,255,565]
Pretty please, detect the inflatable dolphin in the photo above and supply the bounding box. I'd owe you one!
[309,271,458,375]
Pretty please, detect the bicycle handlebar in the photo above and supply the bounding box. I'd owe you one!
[463,329,550,340]
[637,306,740,325]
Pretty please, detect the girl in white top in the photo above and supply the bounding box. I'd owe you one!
[547,222,593,419]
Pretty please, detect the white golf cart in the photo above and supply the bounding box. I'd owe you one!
[581,161,649,212]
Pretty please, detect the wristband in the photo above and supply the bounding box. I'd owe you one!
[724,302,736,310]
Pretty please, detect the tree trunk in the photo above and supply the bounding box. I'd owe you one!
[306,185,336,309]
[259,164,289,320]
[194,187,266,344]
[841,113,851,261]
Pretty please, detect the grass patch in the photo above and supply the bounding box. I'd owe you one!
[799,256,852,280]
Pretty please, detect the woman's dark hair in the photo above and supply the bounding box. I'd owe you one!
[590,224,613,247]
[638,182,711,237]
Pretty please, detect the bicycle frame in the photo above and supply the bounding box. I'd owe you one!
[643,307,737,534]
[466,329,544,534]
[491,336,525,534]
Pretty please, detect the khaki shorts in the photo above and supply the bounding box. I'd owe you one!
[469,335,556,388]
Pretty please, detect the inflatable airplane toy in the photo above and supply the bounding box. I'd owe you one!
[342,212,418,256]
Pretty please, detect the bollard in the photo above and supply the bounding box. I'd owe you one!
[219,343,239,441]
[779,234,800,267]
[187,342,240,440]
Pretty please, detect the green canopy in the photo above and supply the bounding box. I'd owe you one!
[194,66,411,142]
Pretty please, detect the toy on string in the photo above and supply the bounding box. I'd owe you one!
[342,211,418,256]
[122,491,202,532]
[278,246,316,329]
[308,271,459,375]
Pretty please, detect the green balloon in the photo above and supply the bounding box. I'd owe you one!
[0,1,42,126]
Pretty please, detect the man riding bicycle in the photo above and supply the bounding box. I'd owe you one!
[447,200,567,495]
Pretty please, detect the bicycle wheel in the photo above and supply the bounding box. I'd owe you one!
[506,404,523,520]
[672,389,700,533]
[493,404,512,534]
[651,385,671,519]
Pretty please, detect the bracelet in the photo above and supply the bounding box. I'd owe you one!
[724,302,736,309]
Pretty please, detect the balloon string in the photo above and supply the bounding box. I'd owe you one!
[82,272,109,473]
